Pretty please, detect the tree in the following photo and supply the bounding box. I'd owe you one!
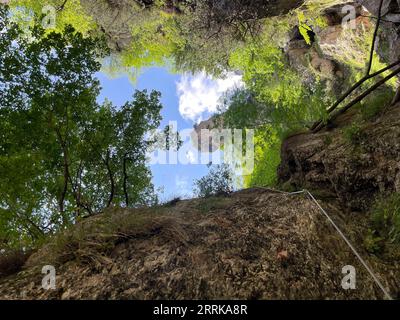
[81,91,162,211]
[0,6,162,248]
[84,0,300,77]
[194,164,234,198]
[1,6,106,242]
[9,0,96,34]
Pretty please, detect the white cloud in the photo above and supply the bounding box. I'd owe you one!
[186,150,196,164]
[176,71,244,123]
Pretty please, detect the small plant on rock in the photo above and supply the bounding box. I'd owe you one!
[194,164,234,198]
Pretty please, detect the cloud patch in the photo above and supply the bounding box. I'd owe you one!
[177,71,244,123]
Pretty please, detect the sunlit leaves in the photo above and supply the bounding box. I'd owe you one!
[10,0,96,34]
[0,8,161,249]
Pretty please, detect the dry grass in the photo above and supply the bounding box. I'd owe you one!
[196,196,232,213]
[26,206,186,269]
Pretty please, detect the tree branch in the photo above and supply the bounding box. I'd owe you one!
[123,154,129,207]
[310,0,393,132]
[313,66,400,132]
[7,206,45,239]
[366,0,384,76]
[310,59,400,130]
[57,0,69,12]
[104,149,115,207]
[66,161,93,216]
[392,86,400,105]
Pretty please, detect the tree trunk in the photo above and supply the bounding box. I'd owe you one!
[105,150,115,207]
[55,128,70,224]
[392,86,400,105]
[60,150,69,214]
[123,155,129,207]
[314,67,400,132]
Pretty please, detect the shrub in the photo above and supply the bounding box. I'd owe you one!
[360,88,393,120]
[194,164,234,198]
[342,122,364,145]
[364,230,385,254]
[369,193,400,245]
[245,140,281,188]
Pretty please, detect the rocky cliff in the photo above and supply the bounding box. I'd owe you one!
[0,186,399,299]
[357,0,400,63]
[1,0,400,301]
[2,102,400,299]
[278,101,400,212]
[81,0,305,51]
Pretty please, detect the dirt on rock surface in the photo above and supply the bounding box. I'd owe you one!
[0,188,398,299]
[279,102,400,211]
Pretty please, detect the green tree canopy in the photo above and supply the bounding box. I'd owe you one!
[0,6,162,249]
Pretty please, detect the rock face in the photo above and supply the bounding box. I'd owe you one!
[285,2,374,95]
[356,0,399,16]
[191,114,223,153]
[285,1,400,94]
[81,0,305,51]
[356,0,400,63]
[0,188,399,299]
[278,102,400,212]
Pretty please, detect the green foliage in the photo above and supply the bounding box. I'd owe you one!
[360,88,393,120]
[370,193,400,245]
[10,0,96,34]
[297,10,316,45]
[228,34,328,128]
[194,164,234,198]
[218,89,262,129]
[0,7,162,249]
[342,122,364,145]
[244,128,281,188]
[364,230,385,254]
[229,41,290,103]
[101,0,273,77]
[150,123,183,152]
[299,24,313,45]
[121,10,185,72]
[220,28,329,187]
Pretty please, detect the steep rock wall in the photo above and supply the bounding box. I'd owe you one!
[80,0,305,51]
[278,102,400,211]
[1,188,399,299]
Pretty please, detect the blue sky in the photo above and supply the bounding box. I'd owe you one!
[96,67,214,201]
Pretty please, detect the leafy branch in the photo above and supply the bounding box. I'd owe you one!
[311,0,400,133]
